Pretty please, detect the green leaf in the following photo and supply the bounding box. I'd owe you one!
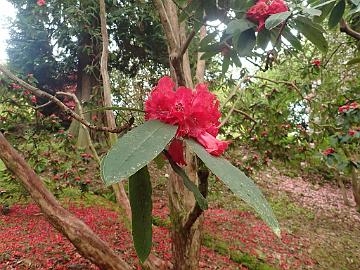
[179,0,202,22]
[346,58,360,65]
[328,0,346,29]
[349,2,360,15]
[226,19,255,34]
[312,0,336,9]
[234,28,256,56]
[303,7,322,16]
[200,50,219,60]
[230,51,242,67]
[313,0,337,22]
[101,120,177,185]
[164,150,208,210]
[257,28,272,50]
[265,11,291,30]
[222,55,231,74]
[199,32,218,51]
[129,166,152,263]
[295,17,328,52]
[154,153,166,170]
[282,27,303,51]
[186,139,280,236]
[0,160,5,171]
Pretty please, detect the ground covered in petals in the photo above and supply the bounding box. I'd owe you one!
[1,166,359,269]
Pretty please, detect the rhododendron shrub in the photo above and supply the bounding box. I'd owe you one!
[323,101,359,210]
[101,76,279,263]
[246,0,289,31]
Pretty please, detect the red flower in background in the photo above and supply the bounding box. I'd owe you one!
[311,59,321,68]
[323,148,335,156]
[339,102,358,113]
[37,0,46,6]
[348,130,357,136]
[349,102,359,110]
[246,0,289,31]
[145,77,229,165]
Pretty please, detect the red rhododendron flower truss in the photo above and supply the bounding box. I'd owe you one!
[323,148,335,156]
[348,130,357,136]
[145,76,229,164]
[339,102,359,113]
[246,0,289,31]
[311,59,321,68]
[37,0,46,6]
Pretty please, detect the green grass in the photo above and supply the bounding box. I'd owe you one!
[202,233,279,270]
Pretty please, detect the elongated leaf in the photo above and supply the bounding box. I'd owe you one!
[257,28,272,50]
[346,58,360,65]
[226,18,255,34]
[129,166,152,263]
[199,32,218,51]
[312,0,336,9]
[222,55,231,74]
[296,16,326,32]
[101,120,177,185]
[295,17,328,52]
[328,0,346,28]
[234,28,256,56]
[282,27,302,51]
[265,11,291,30]
[303,7,322,16]
[187,139,280,236]
[164,150,208,210]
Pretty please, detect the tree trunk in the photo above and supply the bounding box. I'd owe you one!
[153,1,209,269]
[168,152,202,270]
[0,132,131,270]
[351,168,360,212]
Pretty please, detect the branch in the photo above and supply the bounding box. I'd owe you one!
[221,76,248,109]
[183,168,209,231]
[179,29,196,58]
[99,0,118,143]
[250,75,306,101]
[233,109,257,123]
[340,19,360,41]
[0,65,132,133]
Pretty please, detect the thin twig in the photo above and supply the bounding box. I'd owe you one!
[0,64,132,133]
[34,101,53,110]
[250,75,305,100]
[179,29,196,58]
[233,109,257,123]
[340,19,360,41]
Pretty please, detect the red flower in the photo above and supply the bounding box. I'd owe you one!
[348,130,357,136]
[338,105,350,113]
[323,148,335,156]
[37,0,46,6]
[168,139,186,166]
[349,102,359,110]
[311,59,321,68]
[145,77,229,164]
[31,96,37,104]
[246,0,289,31]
